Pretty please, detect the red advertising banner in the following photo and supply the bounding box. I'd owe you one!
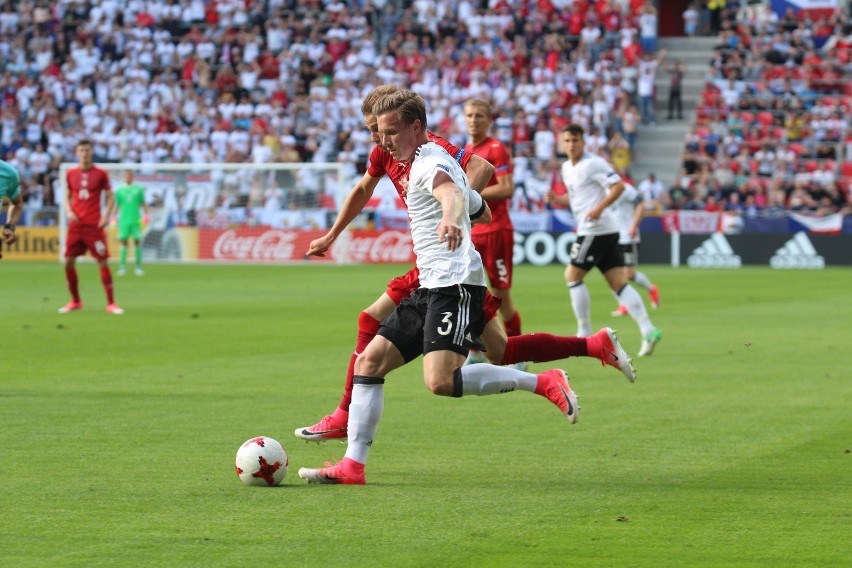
[339,229,416,263]
[662,211,722,234]
[198,228,415,263]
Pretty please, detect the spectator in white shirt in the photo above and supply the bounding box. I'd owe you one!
[638,173,666,212]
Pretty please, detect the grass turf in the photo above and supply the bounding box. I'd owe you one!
[1,262,850,567]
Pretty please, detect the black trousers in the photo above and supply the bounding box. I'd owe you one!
[668,89,683,118]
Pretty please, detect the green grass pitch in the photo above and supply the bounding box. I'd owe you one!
[1,261,850,567]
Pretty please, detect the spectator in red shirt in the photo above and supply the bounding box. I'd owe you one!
[704,194,722,212]
[567,3,586,37]
[214,65,237,93]
[623,35,642,67]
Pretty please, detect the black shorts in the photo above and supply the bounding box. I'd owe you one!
[569,233,624,273]
[620,243,640,266]
[377,284,486,363]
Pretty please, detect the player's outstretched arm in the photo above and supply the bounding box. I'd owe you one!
[465,154,496,194]
[306,172,381,257]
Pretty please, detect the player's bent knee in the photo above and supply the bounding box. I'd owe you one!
[423,373,454,397]
[354,351,381,377]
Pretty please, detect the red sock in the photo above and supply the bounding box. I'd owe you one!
[338,312,381,413]
[65,267,80,302]
[100,266,115,304]
[503,311,522,337]
[501,333,588,365]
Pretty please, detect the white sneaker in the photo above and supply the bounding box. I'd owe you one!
[464,350,489,366]
[117,267,126,276]
[638,329,662,357]
[508,362,529,372]
[134,266,144,276]
[106,303,125,315]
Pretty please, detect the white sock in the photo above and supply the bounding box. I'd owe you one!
[457,364,538,395]
[343,379,384,465]
[631,271,653,290]
[617,284,655,336]
[568,281,592,337]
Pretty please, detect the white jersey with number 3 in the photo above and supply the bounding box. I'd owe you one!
[561,152,622,236]
[407,142,486,289]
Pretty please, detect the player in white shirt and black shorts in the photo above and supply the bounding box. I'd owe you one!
[376,139,491,362]
[299,90,580,485]
[610,182,661,316]
[548,124,661,358]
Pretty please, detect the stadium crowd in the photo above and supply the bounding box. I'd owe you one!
[667,2,852,217]
[0,0,849,219]
[2,0,661,214]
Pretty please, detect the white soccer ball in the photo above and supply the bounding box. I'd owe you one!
[235,436,288,487]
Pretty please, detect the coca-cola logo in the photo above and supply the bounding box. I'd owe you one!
[345,231,414,263]
[212,229,299,260]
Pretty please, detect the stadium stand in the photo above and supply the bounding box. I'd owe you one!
[1,0,848,221]
[668,2,851,215]
[2,0,658,218]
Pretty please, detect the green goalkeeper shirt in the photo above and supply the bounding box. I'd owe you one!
[114,183,146,225]
[0,160,21,201]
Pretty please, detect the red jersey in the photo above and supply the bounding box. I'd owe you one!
[66,165,111,226]
[466,136,513,234]
[366,131,473,201]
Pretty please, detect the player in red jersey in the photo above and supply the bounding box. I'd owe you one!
[59,140,123,315]
[295,86,636,443]
[462,98,525,368]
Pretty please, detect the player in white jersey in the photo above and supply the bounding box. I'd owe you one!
[405,141,487,288]
[548,124,661,357]
[610,182,661,316]
[299,90,579,485]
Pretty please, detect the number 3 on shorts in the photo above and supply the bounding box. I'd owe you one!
[437,311,453,336]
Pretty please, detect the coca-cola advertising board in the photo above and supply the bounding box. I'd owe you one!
[331,229,416,264]
[198,228,416,263]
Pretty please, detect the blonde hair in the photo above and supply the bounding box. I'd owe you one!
[371,89,427,128]
[464,98,493,117]
[361,84,399,117]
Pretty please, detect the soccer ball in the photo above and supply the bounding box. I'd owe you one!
[235,436,288,487]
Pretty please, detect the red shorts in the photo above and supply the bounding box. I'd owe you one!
[65,223,110,260]
[483,289,501,321]
[472,228,514,290]
[386,266,420,305]
[386,265,501,321]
